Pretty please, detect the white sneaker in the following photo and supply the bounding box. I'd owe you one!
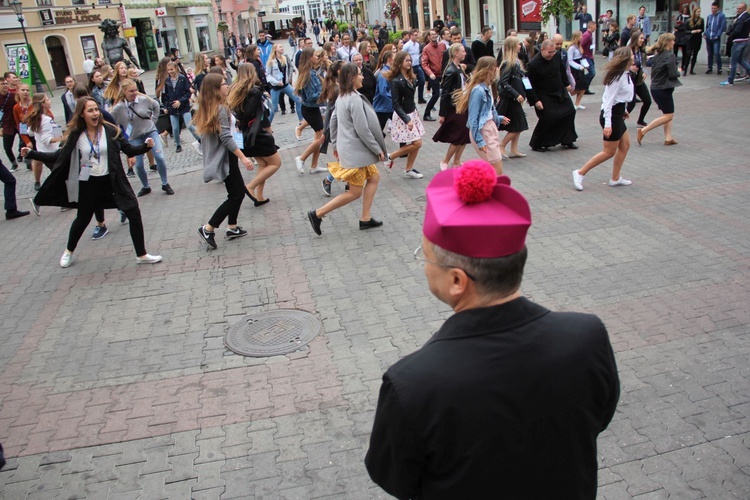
[572,169,584,191]
[404,169,424,179]
[309,166,328,174]
[191,141,203,156]
[385,119,391,132]
[383,154,394,170]
[60,251,74,268]
[136,254,163,264]
[608,177,632,187]
[575,105,586,110]
[295,156,305,174]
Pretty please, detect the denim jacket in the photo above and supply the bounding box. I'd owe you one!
[298,70,323,107]
[466,83,502,149]
[373,65,393,113]
[266,57,295,88]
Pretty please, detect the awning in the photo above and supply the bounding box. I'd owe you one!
[257,12,297,22]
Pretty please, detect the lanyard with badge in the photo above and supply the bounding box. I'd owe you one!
[18,105,29,134]
[80,127,100,181]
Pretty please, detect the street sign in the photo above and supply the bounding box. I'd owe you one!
[258,10,266,16]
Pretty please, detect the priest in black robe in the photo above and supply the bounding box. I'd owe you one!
[526,40,579,151]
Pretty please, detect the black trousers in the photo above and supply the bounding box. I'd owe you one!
[626,82,652,123]
[208,154,245,228]
[0,160,17,211]
[424,78,441,117]
[3,133,18,166]
[686,40,702,72]
[68,176,146,255]
[377,111,391,135]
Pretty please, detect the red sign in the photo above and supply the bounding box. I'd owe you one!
[517,0,541,30]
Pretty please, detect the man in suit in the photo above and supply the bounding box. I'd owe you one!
[366,161,619,499]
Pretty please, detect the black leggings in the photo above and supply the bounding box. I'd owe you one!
[68,176,146,255]
[674,45,689,72]
[626,82,652,123]
[208,153,245,228]
[686,41,702,72]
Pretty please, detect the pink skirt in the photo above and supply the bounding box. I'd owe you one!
[390,110,425,144]
[469,120,503,164]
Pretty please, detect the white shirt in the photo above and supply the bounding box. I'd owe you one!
[83,59,95,74]
[77,128,109,177]
[336,45,356,62]
[600,72,635,128]
[32,115,61,153]
[403,39,421,67]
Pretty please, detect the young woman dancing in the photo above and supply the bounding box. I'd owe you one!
[23,98,162,267]
[195,74,255,250]
[573,47,635,191]
[385,50,424,179]
[294,48,328,174]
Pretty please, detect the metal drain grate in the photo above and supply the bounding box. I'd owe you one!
[224,310,322,357]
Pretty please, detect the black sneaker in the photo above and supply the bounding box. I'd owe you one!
[176,145,183,153]
[321,178,332,197]
[149,164,157,171]
[198,225,217,249]
[16,154,23,163]
[5,209,30,220]
[307,210,322,235]
[359,218,383,230]
[585,90,595,95]
[34,182,40,191]
[92,224,109,240]
[718,70,723,75]
[226,226,248,240]
[10,164,18,172]
[162,184,174,195]
[119,210,128,224]
[137,187,152,197]
[705,69,713,74]
[127,169,136,178]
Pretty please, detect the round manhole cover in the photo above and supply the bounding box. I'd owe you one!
[224,310,323,357]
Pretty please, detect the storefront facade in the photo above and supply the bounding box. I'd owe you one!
[0,1,121,88]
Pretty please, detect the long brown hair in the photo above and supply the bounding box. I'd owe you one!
[193,73,226,136]
[455,56,498,114]
[294,48,317,94]
[602,47,633,86]
[374,49,394,75]
[155,57,171,96]
[23,93,47,133]
[63,97,119,140]
[319,60,343,103]
[227,63,260,111]
[338,63,360,95]
[194,52,209,73]
[103,61,128,103]
[387,50,415,83]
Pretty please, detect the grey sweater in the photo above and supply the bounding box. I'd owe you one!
[202,107,238,182]
[110,95,160,139]
[330,92,387,169]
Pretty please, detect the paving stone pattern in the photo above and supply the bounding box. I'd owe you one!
[0,54,749,499]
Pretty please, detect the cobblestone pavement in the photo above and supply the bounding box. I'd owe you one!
[0,59,748,499]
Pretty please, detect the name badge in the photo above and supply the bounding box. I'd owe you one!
[125,123,133,138]
[522,77,532,90]
[233,131,244,150]
[79,165,92,181]
[0,111,4,122]
[52,125,62,138]
[19,123,28,135]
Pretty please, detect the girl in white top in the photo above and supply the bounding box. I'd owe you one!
[573,47,635,191]
[24,94,62,191]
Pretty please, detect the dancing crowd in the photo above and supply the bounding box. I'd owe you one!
[5,2,743,264]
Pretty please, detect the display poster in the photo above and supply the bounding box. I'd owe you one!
[518,0,542,31]
[5,43,52,95]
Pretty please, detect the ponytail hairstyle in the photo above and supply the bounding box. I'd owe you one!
[455,56,498,114]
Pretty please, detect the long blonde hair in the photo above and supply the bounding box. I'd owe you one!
[227,63,260,111]
[570,31,583,49]
[499,36,521,74]
[193,73,226,136]
[267,43,287,69]
[650,33,675,54]
[455,56,498,114]
[102,61,128,103]
[113,78,140,106]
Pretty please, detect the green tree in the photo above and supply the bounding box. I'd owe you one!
[541,0,574,32]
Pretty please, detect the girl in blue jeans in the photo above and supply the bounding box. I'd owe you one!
[266,44,306,125]
[160,62,200,152]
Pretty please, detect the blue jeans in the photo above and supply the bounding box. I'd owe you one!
[131,130,168,188]
[270,84,302,123]
[707,38,722,71]
[413,65,426,101]
[728,40,750,83]
[169,112,199,147]
[584,57,596,85]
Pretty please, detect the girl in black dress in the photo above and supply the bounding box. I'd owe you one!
[432,43,470,170]
[572,48,635,191]
[228,63,281,206]
[497,37,529,159]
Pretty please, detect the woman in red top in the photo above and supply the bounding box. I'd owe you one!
[12,84,39,183]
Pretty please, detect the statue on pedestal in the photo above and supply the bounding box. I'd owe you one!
[99,19,140,68]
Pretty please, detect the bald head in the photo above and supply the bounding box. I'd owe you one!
[540,39,556,60]
[552,33,564,51]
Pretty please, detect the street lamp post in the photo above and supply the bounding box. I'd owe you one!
[214,0,230,56]
[9,0,44,94]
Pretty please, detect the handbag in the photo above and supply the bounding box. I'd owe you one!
[602,47,609,57]
[156,111,172,134]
